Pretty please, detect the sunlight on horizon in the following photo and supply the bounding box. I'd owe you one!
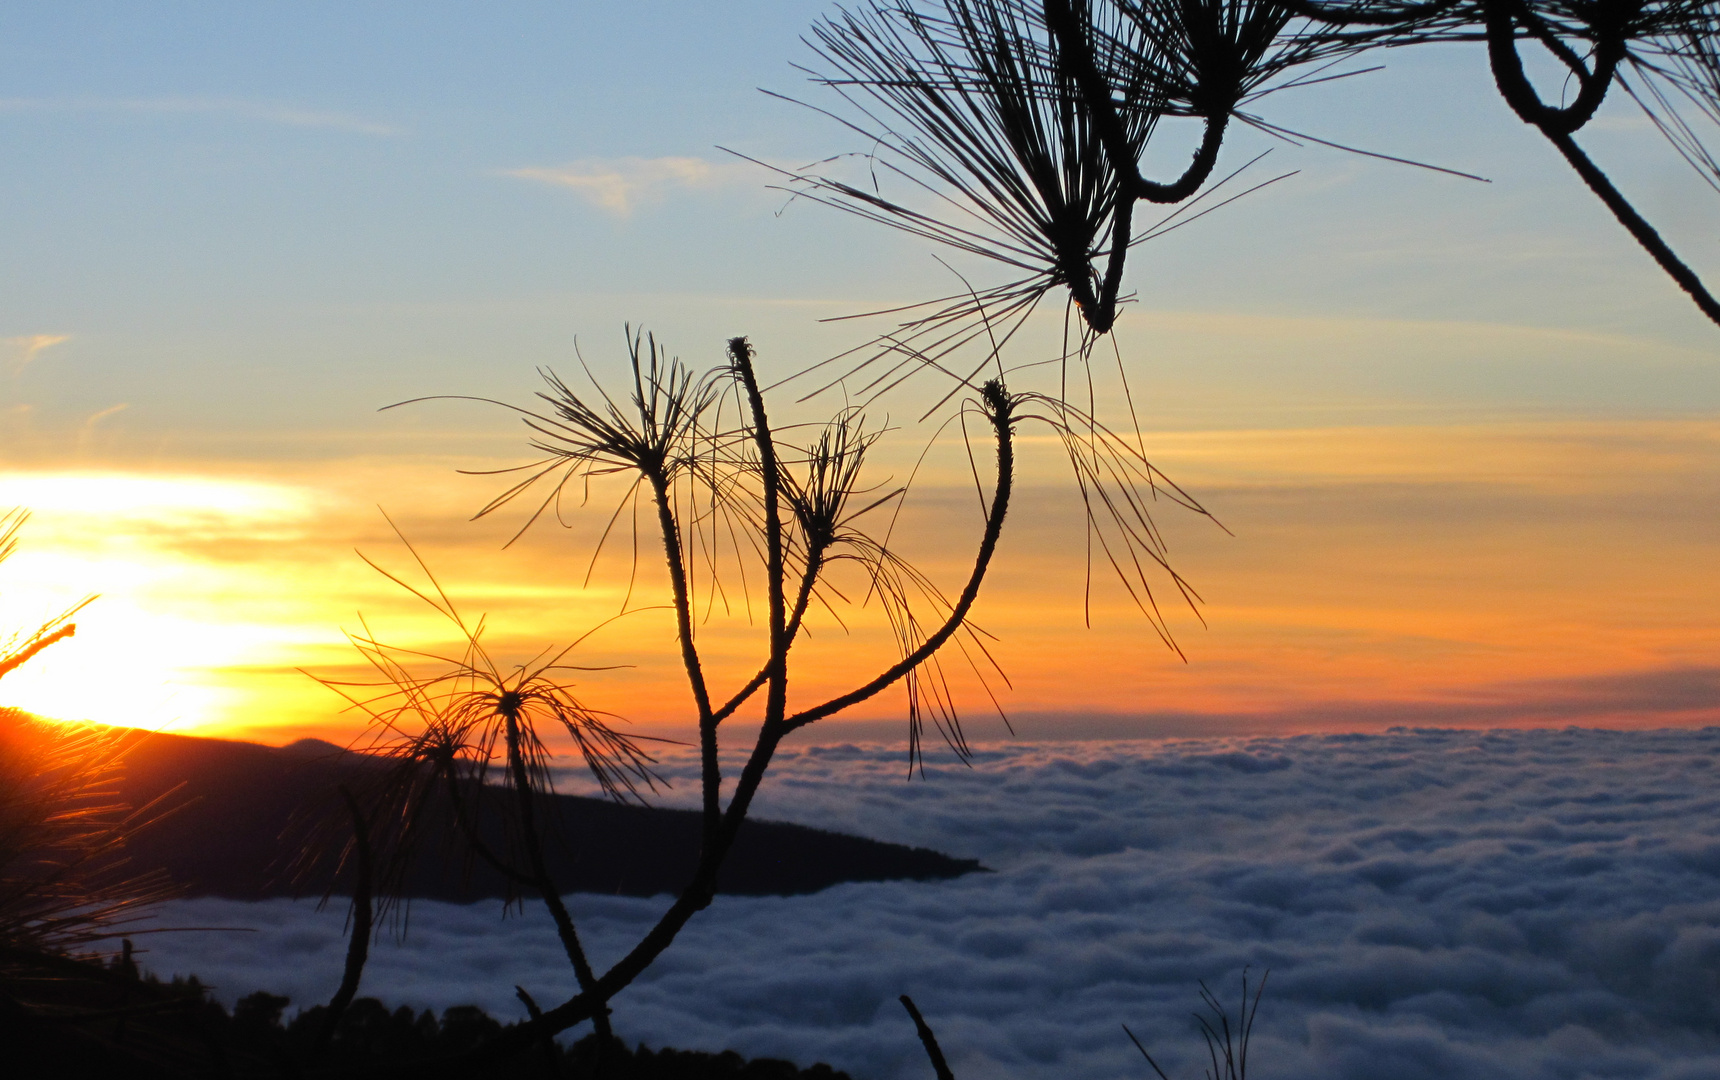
[0,472,331,733]
[1,416,1716,744]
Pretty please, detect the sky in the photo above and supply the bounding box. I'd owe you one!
[1,1,1718,745]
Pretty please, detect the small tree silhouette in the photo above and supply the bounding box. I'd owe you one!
[309,329,1215,1075]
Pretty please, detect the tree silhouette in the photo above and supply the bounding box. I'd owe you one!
[310,329,1214,1075]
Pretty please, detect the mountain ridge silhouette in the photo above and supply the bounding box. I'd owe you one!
[104,727,985,901]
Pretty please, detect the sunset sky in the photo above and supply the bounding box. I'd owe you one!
[2,1,1717,746]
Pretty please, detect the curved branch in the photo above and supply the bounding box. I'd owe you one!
[1063,262,1110,334]
[1095,193,1135,332]
[1478,0,1720,325]
[1513,1,1594,80]
[1483,0,1624,136]
[1043,0,1231,204]
[784,386,1015,732]
[1134,112,1232,203]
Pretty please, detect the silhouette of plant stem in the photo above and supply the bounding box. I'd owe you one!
[312,787,372,1061]
[0,625,75,682]
[500,707,614,1046]
[0,509,93,685]
[514,985,565,1080]
[899,996,956,1080]
[337,340,1016,1076]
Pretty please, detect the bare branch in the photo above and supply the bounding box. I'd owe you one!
[900,996,958,1080]
[311,787,373,1060]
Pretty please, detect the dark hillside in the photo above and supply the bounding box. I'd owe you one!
[109,729,983,901]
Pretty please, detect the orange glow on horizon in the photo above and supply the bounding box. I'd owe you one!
[1,417,1716,748]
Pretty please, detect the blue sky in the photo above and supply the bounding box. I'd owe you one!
[5,0,1716,452]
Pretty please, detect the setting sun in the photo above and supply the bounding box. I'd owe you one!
[0,472,330,732]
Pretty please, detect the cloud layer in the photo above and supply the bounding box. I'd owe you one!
[144,727,1720,1080]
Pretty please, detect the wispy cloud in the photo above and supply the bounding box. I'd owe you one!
[0,97,399,136]
[76,403,129,450]
[3,333,69,374]
[503,156,754,216]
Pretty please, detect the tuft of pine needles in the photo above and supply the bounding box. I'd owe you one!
[307,524,667,1049]
[1618,3,1720,194]
[779,0,1163,373]
[0,511,162,961]
[308,525,665,918]
[775,0,1367,362]
[1011,389,1222,654]
[0,711,179,958]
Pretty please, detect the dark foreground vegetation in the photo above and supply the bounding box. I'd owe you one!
[2,945,852,1080]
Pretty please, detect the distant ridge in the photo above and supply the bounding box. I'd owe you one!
[107,728,985,901]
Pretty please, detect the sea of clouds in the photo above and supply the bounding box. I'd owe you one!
[143,726,1720,1080]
